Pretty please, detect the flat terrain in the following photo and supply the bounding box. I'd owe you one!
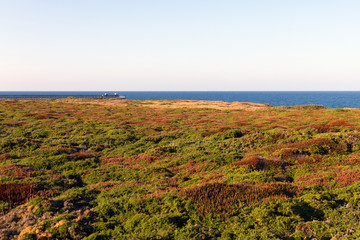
[1,99,360,239]
[62,99,273,110]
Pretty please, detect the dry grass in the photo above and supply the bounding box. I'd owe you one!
[54,99,273,111]
[134,100,273,111]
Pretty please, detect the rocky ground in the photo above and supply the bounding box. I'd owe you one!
[0,198,95,240]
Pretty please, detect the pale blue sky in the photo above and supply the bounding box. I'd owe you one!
[1,1,359,91]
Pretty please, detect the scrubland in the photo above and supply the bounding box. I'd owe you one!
[1,99,360,239]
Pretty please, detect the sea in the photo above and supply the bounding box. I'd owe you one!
[1,91,360,109]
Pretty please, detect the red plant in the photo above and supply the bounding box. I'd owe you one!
[296,172,331,187]
[0,153,10,162]
[69,151,93,160]
[0,164,37,179]
[262,138,347,156]
[296,168,360,188]
[0,183,36,206]
[231,155,284,170]
[308,123,335,133]
[181,182,301,217]
[329,120,353,128]
[100,151,166,166]
[344,153,360,164]
[231,155,259,168]
[334,169,360,187]
[296,155,323,165]
[2,121,25,127]
[271,148,297,159]
[200,173,225,184]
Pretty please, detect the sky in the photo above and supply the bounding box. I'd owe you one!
[0,0,359,91]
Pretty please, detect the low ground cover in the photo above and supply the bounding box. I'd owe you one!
[1,99,360,239]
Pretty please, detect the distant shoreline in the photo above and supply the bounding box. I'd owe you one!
[0,98,339,111]
[1,91,360,108]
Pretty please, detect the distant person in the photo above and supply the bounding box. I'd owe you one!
[114,93,118,97]
[104,92,108,97]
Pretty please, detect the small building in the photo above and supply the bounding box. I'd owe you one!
[101,93,126,99]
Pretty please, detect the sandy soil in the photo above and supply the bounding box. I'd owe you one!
[133,100,273,110]
[57,99,273,111]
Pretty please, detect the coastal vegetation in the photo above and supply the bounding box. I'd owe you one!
[1,99,360,239]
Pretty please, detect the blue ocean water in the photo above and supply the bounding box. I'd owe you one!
[1,91,360,108]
